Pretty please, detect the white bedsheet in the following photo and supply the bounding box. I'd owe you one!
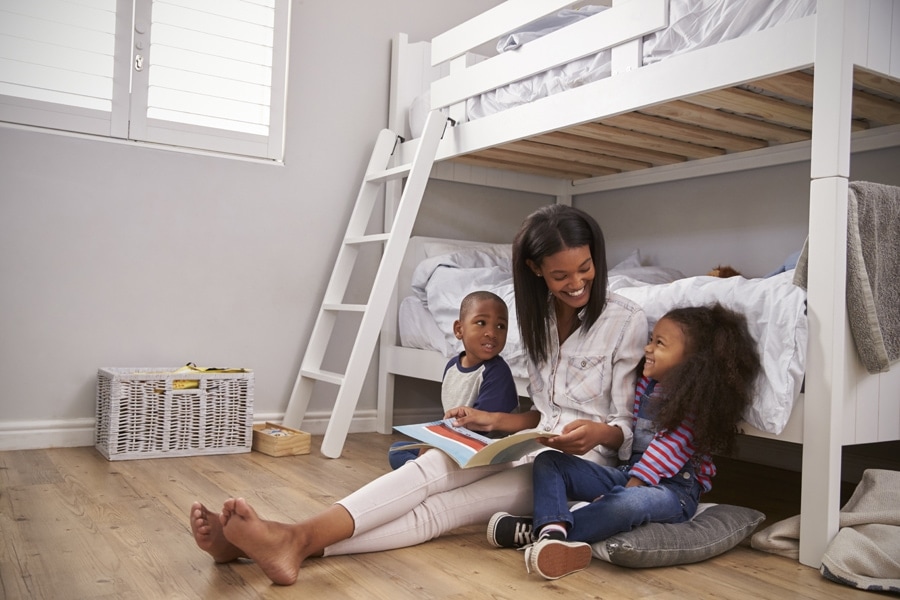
[409,0,816,138]
[397,245,807,435]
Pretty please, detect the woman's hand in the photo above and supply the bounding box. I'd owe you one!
[540,419,620,455]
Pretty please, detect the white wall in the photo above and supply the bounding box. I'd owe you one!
[0,0,505,449]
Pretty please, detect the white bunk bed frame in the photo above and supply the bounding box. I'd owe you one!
[377,0,900,568]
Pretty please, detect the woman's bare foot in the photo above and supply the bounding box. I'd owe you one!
[221,497,310,586]
[190,501,246,563]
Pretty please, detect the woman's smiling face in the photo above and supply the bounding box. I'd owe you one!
[529,245,594,312]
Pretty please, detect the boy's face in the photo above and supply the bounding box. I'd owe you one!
[453,298,509,366]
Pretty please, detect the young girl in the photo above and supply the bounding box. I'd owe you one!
[189,205,647,585]
[488,303,761,580]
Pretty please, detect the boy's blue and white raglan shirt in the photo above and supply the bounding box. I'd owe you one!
[441,353,518,414]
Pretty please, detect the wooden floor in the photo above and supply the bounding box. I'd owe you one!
[0,432,868,600]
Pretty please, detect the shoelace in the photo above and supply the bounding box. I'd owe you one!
[513,523,533,547]
[523,543,536,573]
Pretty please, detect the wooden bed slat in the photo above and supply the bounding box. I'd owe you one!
[851,88,900,125]
[749,71,815,104]
[603,112,768,152]
[533,131,688,166]
[854,69,900,100]
[451,154,599,180]
[468,146,616,178]
[639,100,811,145]
[569,123,726,160]
[750,70,900,126]
[504,139,652,172]
[686,87,816,130]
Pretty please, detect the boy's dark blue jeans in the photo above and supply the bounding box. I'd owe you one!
[532,450,701,543]
[388,440,420,470]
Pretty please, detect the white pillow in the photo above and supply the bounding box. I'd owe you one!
[615,271,807,435]
[496,5,608,52]
[610,249,643,271]
[423,241,512,261]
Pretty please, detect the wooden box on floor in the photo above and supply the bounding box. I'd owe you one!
[252,422,311,456]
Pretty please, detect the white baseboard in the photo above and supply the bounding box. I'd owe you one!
[0,408,441,452]
[0,418,98,451]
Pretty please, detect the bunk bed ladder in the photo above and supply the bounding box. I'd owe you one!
[281,110,448,458]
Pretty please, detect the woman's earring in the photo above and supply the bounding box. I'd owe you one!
[535,272,542,277]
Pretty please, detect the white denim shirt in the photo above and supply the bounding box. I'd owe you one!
[526,291,647,466]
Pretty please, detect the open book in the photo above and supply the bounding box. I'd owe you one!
[392,419,557,468]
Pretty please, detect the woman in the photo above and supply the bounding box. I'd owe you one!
[189,204,647,585]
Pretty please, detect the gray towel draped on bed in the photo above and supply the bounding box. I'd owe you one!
[793,181,900,374]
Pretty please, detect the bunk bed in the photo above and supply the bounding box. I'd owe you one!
[376,0,900,569]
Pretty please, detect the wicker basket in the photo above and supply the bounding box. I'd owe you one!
[95,367,254,460]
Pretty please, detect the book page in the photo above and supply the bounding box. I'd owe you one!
[393,420,557,468]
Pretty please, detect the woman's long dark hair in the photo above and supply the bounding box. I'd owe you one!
[512,204,608,365]
[650,304,761,456]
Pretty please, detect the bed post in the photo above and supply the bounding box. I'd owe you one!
[800,0,855,568]
[378,33,415,435]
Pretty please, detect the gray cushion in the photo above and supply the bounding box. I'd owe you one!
[592,504,765,568]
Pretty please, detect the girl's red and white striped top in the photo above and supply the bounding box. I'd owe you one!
[630,376,715,492]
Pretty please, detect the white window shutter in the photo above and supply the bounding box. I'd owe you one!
[130,0,288,159]
[0,0,131,137]
[0,0,289,160]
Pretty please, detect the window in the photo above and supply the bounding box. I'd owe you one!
[0,0,290,160]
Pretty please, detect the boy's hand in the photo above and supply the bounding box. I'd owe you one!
[445,406,494,431]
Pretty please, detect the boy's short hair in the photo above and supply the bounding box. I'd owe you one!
[459,291,508,319]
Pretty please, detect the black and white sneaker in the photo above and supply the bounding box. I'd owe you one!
[486,512,535,548]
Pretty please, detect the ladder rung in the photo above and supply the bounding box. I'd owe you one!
[322,303,367,312]
[345,233,390,245]
[366,163,412,183]
[300,368,344,385]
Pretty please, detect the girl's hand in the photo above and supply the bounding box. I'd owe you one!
[444,406,496,432]
[540,419,607,455]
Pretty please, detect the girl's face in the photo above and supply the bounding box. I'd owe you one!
[643,317,687,381]
[528,245,595,313]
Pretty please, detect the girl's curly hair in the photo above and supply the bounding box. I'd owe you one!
[649,303,761,456]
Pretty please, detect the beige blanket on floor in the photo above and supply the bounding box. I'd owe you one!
[793,181,900,373]
[750,469,900,593]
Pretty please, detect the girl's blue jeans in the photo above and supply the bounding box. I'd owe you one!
[532,450,701,543]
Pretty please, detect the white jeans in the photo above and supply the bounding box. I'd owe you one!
[324,449,534,555]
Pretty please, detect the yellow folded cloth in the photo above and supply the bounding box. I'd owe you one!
[173,363,249,388]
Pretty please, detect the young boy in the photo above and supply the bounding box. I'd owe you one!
[389,290,519,469]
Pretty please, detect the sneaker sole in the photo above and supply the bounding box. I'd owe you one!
[486,511,511,548]
[531,540,593,580]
